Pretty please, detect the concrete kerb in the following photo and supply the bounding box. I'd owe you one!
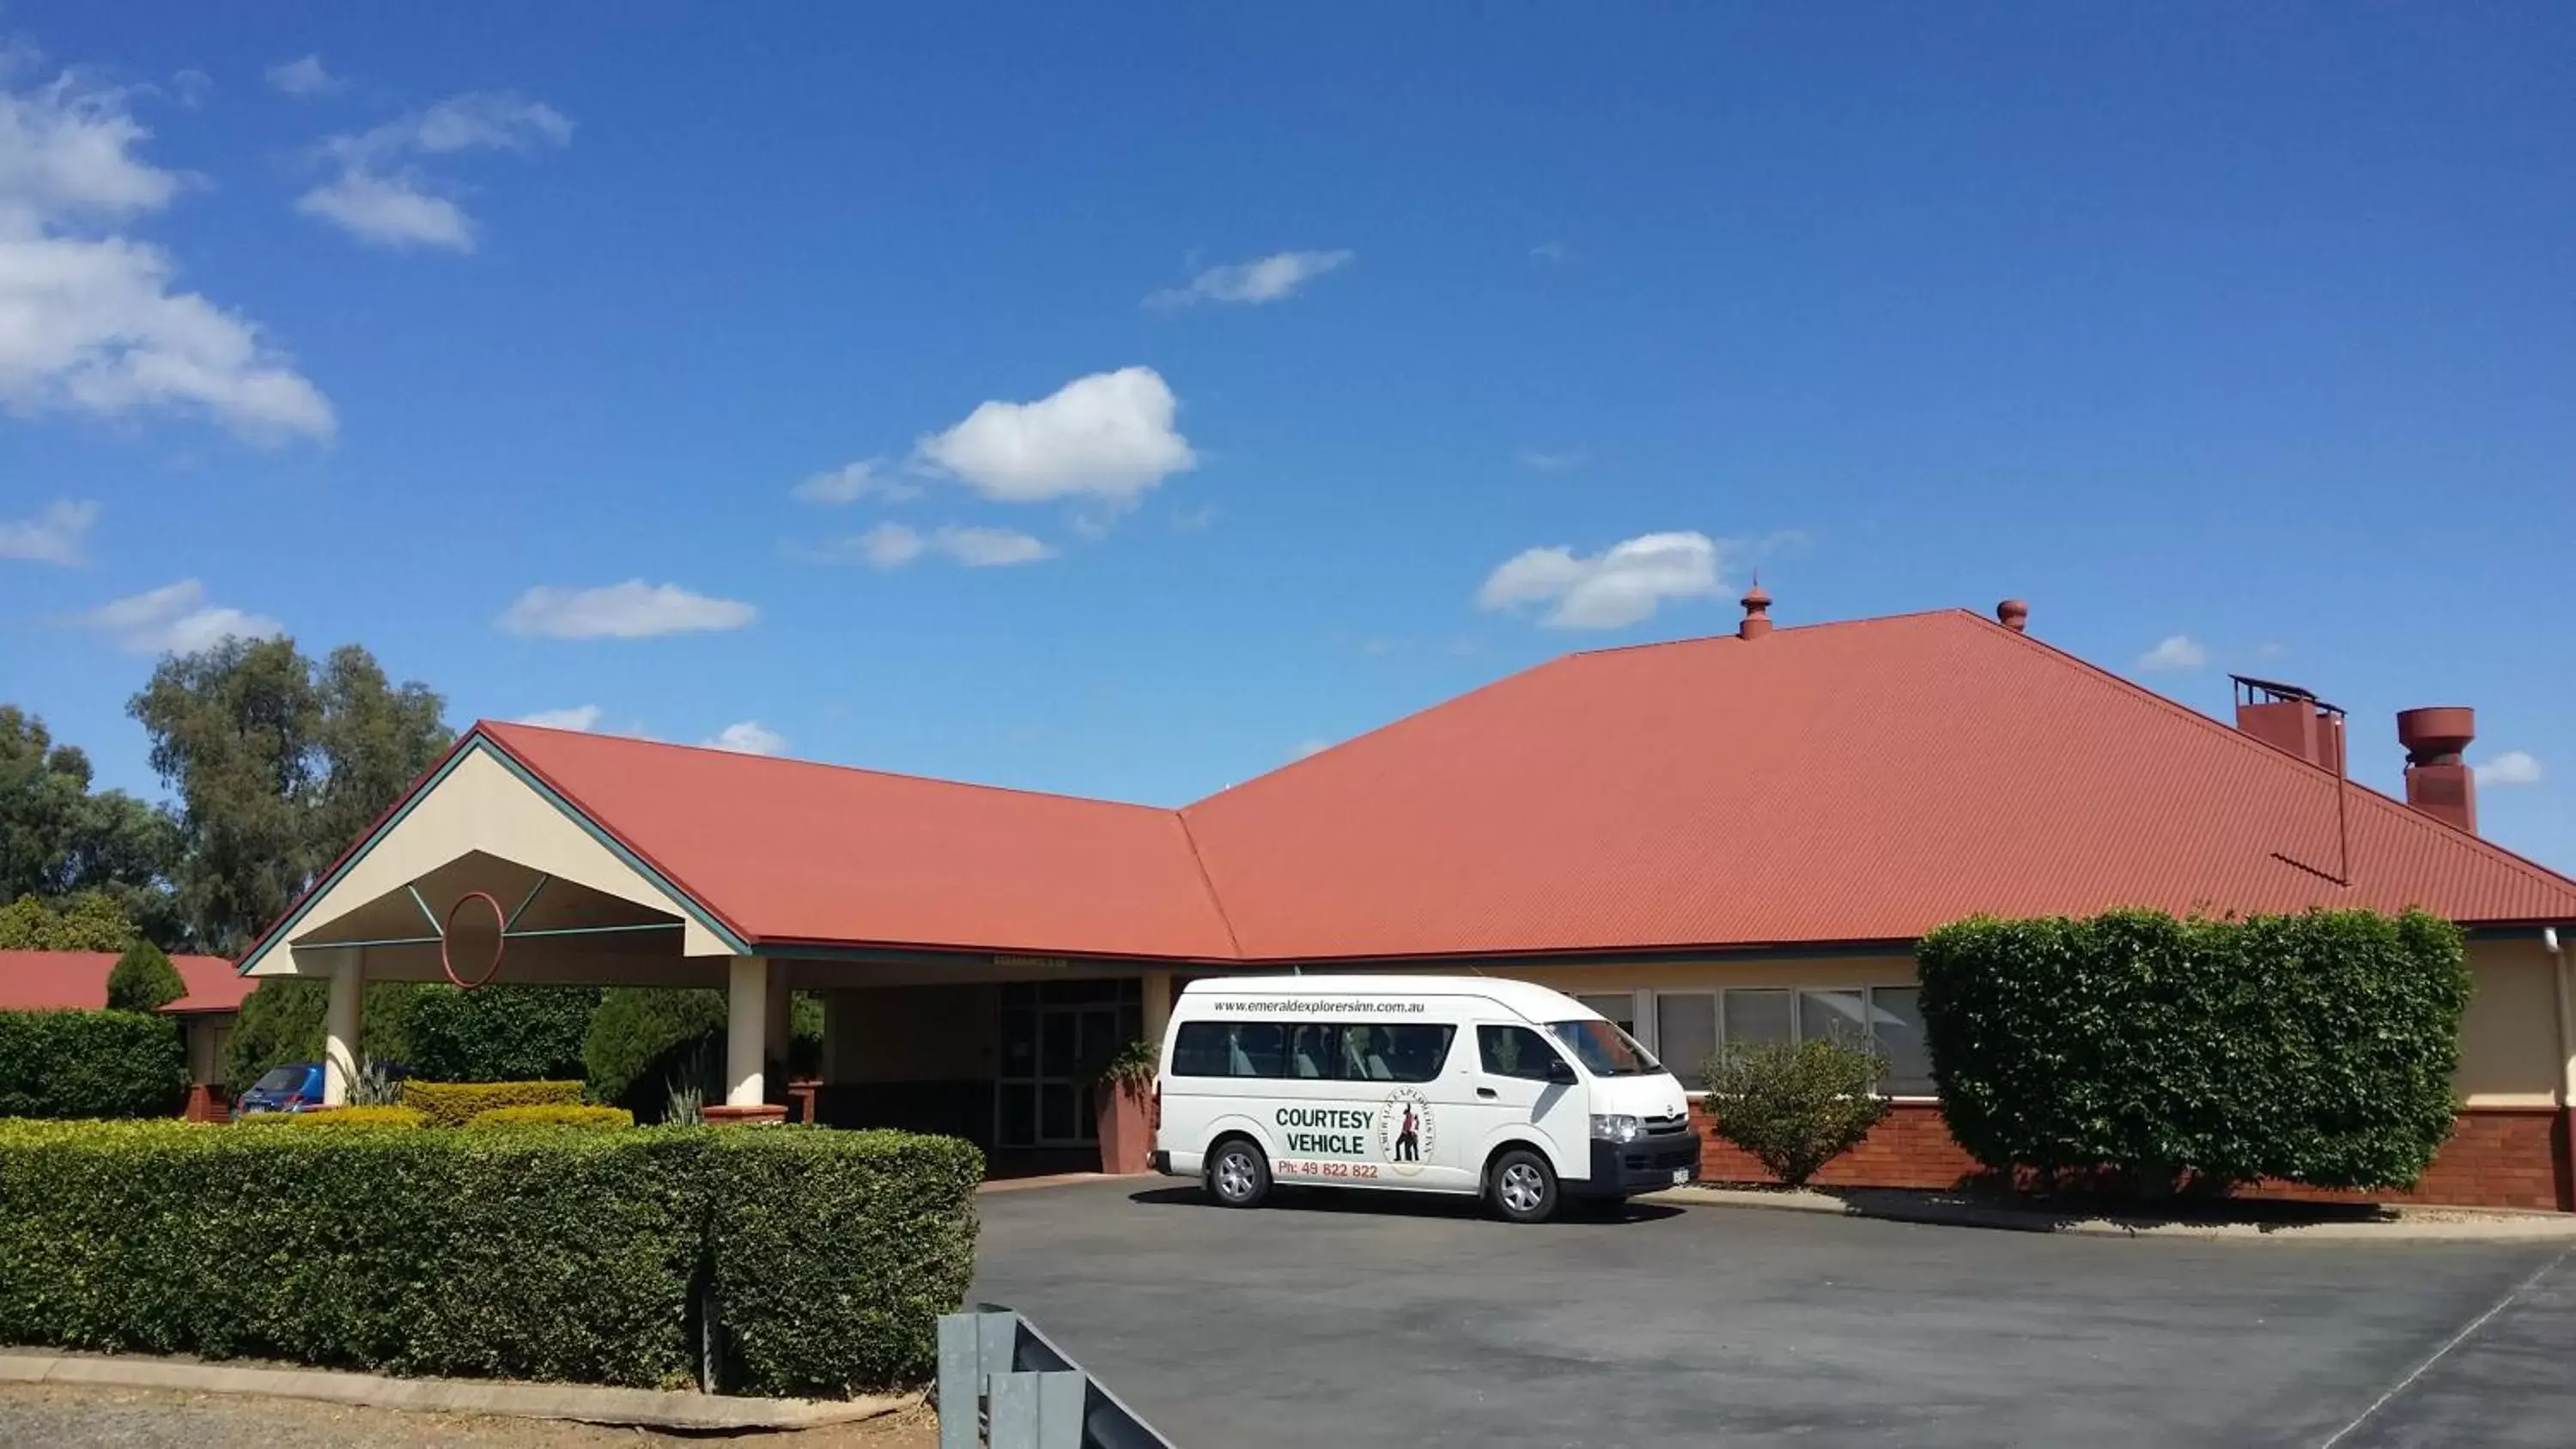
[1637,1183,2576,1240]
[0,1349,916,1431]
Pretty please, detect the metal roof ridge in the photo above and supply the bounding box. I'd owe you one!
[1173,812,1248,960]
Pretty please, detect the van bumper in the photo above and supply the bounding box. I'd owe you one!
[1574,1131,1703,1197]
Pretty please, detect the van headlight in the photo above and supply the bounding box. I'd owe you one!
[1589,1113,1641,1143]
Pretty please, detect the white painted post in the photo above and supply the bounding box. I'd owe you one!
[1140,970,1173,1052]
[322,956,362,1106]
[726,956,769,1107]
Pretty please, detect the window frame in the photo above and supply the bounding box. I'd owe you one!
[1633,984,1935,1100]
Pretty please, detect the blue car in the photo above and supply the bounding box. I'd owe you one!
[234,1062,324,1115]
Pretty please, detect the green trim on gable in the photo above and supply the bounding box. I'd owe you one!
[234,733,748,976]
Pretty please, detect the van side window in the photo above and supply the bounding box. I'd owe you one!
[1346,1024,1455,1083]
[1171,1022,1286,1078]
[1478,1024,1564,1082]
[1285,1023,1339,1079]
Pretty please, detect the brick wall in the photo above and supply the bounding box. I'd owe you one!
[1689,1100,2573,1212]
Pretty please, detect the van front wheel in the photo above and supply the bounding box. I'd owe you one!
[1488,1148,1560,1224]
[1207,1140,1272,1209]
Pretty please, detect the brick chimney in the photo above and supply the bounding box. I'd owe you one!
[2232,676,2346,775]
[1737,579,1773,640]
[2397,706,2477,834]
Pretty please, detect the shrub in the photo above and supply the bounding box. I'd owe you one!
[288,1106,427,1129]
[404,1080,584,1129]
[0,1121,984,1396]
[0,1009,189,1119]
[105,942,185,1012]
[406,986,601,1083]
[466,1105,633,1131]
[1917,908,2471,1193]
[1700,1037,1891,1186]
[585,988,727,1115]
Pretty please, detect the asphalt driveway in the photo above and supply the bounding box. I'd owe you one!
[971,1180,2576,1449]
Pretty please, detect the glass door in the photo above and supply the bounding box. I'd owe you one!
[996,979,1144,1149]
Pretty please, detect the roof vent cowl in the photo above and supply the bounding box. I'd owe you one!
[1737,579,1773,640]
[2397,706,2478,835]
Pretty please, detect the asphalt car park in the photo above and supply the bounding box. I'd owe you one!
[970,1179,2576,1448]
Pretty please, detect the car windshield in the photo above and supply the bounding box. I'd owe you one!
[1546,1019,1661,1076]
[250,1065,308,1094]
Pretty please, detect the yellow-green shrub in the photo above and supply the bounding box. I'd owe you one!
[284,1106,427,1129]
[402,1079,583,1128]
[466,1105,631,1131]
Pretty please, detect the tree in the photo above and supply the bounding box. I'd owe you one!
[129,638,451,954]
[0,890,138,951]
[0,706,179,941]
[1701,1037,1892,1187]
[105,941,185,1012]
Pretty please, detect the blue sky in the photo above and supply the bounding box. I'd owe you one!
[3,4,2571,870]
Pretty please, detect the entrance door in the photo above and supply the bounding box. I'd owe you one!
[995,979,1143,1150]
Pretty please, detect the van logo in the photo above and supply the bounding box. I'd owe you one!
[1375,1087,1436,1177]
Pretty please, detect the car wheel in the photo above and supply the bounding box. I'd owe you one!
[1488,1148,1560,1223]
[1207,1139,1272,1209]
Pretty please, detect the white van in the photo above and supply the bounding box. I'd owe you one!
[1151,975,1698,1223]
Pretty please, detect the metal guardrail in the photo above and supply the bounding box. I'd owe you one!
[937,1303,1176,1449]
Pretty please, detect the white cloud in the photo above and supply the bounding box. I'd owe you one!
[832,521,1055,569]
[1516,448,1584,472]
[1529,242,1570,264]
[80,578,281,654]
[1294,738,1330,759]
[2137,634,2208,671]
[933,525,1054,567]
[297,92,570,252]
[703,720,783,755]
[264,55,344,98]
[497,580,756,640]
[791,458,920,506]
[1147,249,1353,308]
[170,70,213,109]
[0,62,333,440]
[294,170,470,250]
[0,498,99,563]
[513,705,603,731]
[2476,750,2544,787]
[1477,530,1726,629]
[915,366,1194,505]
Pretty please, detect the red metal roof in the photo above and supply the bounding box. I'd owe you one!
[482,723,1240,960]
[444,609,2576,964]
[0,951,252,1014]
[1183,610,2576,957]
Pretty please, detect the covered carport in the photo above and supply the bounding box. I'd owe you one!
[232,721,1224,1135]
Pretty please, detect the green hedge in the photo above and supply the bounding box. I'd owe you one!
[466,1105,632,1131]
[406,986,601,1083]
[403,1079,585,1129]
[0,1009,189,1119]
[0,1122,983,1397]
[1917,908,2471,1191]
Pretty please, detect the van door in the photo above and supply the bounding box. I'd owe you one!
[1464,1022,1592,1189]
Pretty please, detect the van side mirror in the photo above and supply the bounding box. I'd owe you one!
[1545,1057,1579,1086]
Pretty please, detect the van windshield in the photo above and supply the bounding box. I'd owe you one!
[1546,1019,1661,1077]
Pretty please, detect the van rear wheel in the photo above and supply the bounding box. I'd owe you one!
[1207,1139,1272,1209]
[1488,1148,1560,1224]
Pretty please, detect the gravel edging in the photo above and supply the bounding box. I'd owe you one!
[1635,1184,2576,1240]
[0,1350,915,1430]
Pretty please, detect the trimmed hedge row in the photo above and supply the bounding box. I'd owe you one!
[468,1105,632,1131]
[0,1009,188,1119]
[403,1079,584,1128]
[1917,907,2471,1191]
[0,1122,983,1397]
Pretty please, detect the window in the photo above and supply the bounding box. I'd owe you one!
[1171,1022,1285,1078]
[1656,993,1717,1088]
[1871,987,1933,1095]
[1169,1021,1454,1083]
[1575,992,1638,1036]
[1643,984,1936,1098]
[1478,1024,1566,1082]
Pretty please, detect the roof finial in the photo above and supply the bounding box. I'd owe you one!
[1738,573,1773,640]
[1996,598,2029,634]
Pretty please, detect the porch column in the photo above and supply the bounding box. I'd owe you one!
[726,956,769,1107]
[322,955,362,1106]
[1141,969,1174,1052]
